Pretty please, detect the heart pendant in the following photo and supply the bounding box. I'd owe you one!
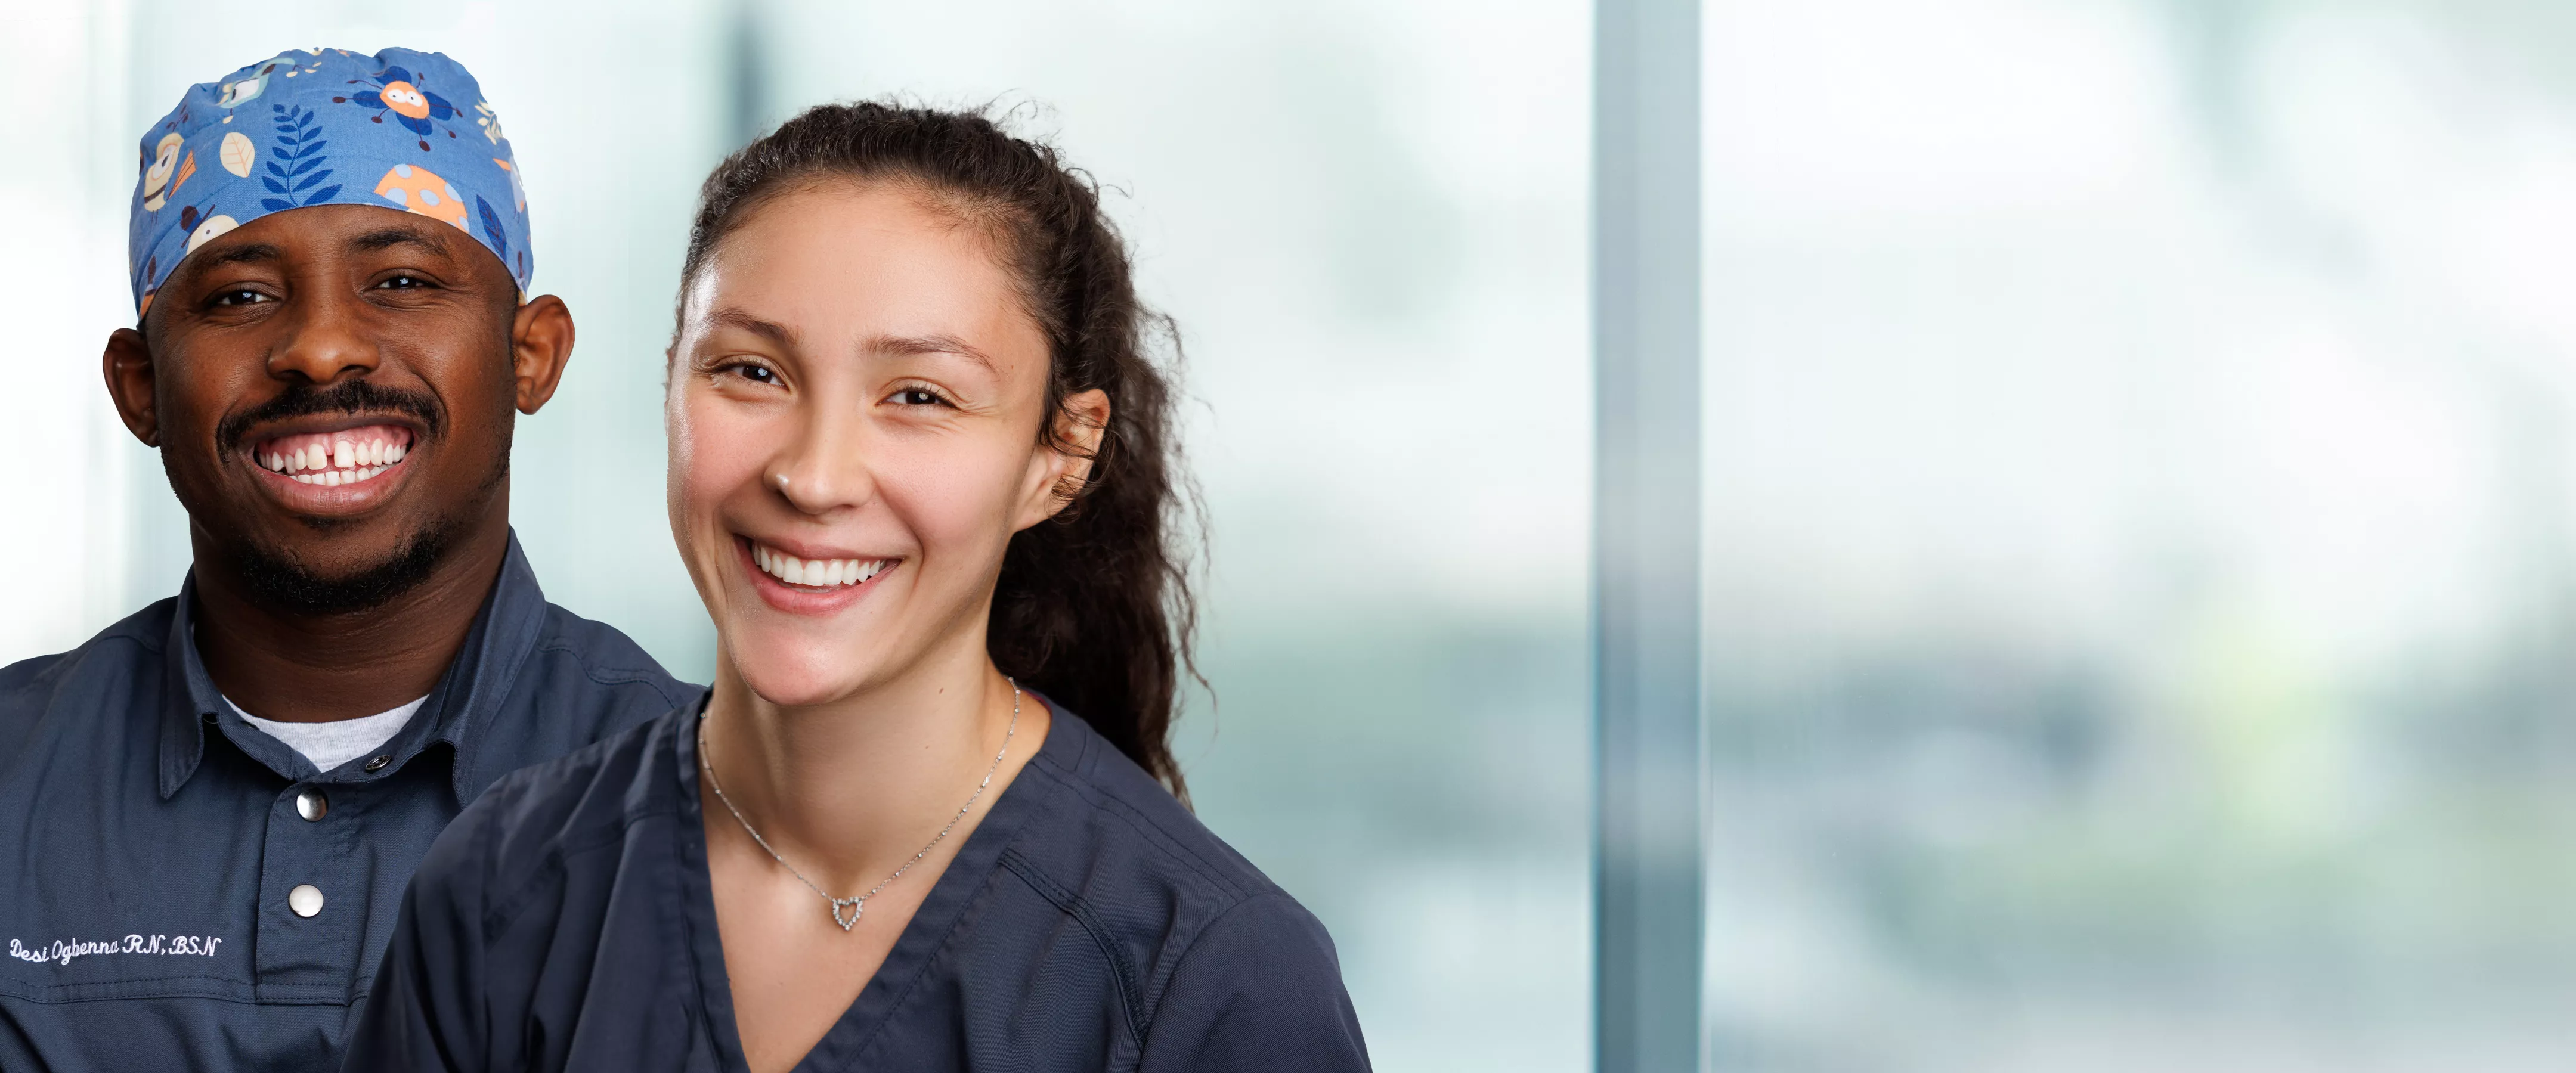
[831,897,864,931]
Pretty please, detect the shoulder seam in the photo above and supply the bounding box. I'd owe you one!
[0,631,157,706]
[1023,760,1253,903]
[1147,889,1305,1026]
[3,604,177,679]
[531,639,689,709]
[996,846,1152,1049]
[49,629,165,661]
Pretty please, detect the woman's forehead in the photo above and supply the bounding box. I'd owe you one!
[685,188,1044,370]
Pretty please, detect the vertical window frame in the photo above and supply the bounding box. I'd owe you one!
[1592,0,1706,1069]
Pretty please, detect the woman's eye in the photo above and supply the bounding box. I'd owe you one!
[890,388,944,406]
[210,289,268,307]
[725,364,779,385]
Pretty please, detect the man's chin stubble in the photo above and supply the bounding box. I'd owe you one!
[232,522,462,617]
[227,457,509,618]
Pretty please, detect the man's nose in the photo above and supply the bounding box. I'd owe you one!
[267,289,380,384]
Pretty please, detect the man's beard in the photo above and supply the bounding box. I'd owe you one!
[232,518,463,617]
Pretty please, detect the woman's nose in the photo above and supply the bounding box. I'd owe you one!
[764,411,875,515]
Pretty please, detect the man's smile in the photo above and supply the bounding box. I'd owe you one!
[253,424,414,486]
[242,420,423,510]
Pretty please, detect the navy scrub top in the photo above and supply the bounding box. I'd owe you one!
[0,534,698,1072]
[345,698,1373,1072]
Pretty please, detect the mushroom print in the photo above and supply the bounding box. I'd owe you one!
[373,163,472,231]
[340,65,457,137]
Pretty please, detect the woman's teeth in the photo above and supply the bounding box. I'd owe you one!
[257,428,410,486]
[752,544,890,588]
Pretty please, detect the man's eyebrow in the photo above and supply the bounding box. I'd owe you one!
[873,333,998,374]
[194,243,285,269]
[348,227,450,256]
[701,307,800,348]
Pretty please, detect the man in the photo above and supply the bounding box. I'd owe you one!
[0,48,695,1071]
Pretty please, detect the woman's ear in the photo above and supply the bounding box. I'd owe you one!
[1018,388,1111,529]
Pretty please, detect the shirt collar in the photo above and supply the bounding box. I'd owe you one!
[156,531,552,805]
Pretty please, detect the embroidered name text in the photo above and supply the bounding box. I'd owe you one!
[8,934,224,966]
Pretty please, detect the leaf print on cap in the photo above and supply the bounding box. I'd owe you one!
[472,100,507,145]
[219,132,257,177]
[475,194,509,262]
[259,104,340,212]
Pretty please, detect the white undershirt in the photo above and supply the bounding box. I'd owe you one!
[225,695,429,773]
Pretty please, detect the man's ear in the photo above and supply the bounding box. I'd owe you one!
[103,327,161,447]
[510,294,576,415]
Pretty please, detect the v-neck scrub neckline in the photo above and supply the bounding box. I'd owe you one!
[672,700,1052,1072]
[345,696,1373,1072]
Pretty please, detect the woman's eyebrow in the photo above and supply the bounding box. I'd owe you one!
[701,307,800,347]
[871,333,996,374]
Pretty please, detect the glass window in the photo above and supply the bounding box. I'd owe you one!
[1705,0,2576,1065]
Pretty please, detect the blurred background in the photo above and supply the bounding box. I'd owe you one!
[1704,0,2576,1069]
[16,0,2576,1069]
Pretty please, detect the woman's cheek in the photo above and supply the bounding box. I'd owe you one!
[878,437,1017,560]
[688,395,753,482]
[676,394,768,545]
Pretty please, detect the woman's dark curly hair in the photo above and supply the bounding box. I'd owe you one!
[677,101,1200,802]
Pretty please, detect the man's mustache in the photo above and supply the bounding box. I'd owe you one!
[215,379,446,455]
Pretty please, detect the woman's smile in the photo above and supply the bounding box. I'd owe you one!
[735,534,900,615]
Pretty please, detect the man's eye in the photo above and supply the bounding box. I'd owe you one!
[209,289,268,307]
[890,388,944,406]
[376,275,429,290]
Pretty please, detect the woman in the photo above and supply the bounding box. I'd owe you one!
[344,103,1371,1072]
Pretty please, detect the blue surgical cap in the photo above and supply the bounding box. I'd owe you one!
[128,47,532,315]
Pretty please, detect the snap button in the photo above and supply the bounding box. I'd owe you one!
[202,712,218,725]
[363,754,392,772]
[295,787,328,821]
[287,884,324,918]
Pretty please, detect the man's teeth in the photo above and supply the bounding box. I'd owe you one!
[751,544,890,588]
[258,429,411,486]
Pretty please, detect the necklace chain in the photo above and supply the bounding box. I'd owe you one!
[697,678,1020,932]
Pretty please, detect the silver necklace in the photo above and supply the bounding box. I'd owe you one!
[698,679,1020,931]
